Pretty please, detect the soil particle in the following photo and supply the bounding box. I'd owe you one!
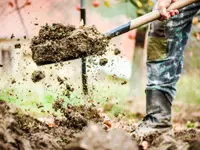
[57,76,64,85]
[121,81,127,85]
[30,23,110,66]
[11,34,15,39]
[14,43,21,49]
[11,79,16,84]
[66,84,74,92]
[114,48,121,55]
[99,58,108,66]
[31,70,45,82]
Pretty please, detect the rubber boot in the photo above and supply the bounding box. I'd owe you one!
[132,90,173,142]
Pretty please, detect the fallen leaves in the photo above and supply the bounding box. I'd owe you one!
[8,1,14,7]
[103,120,112,128]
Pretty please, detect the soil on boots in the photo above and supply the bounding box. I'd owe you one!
[30,23,110,66]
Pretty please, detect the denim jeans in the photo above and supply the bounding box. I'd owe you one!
[146,1,200,101]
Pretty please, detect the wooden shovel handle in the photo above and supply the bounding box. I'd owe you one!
[105,0,198,38]
[130,0,198,30]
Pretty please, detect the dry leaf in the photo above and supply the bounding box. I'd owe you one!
[103,120,112,128]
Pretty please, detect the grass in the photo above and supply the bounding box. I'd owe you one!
[0,76,129,117]
[176,72,200,104]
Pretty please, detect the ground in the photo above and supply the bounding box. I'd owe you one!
[0,93,199,150]
[0,23,200,150]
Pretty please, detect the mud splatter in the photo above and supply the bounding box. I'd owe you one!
[14,43,21,49]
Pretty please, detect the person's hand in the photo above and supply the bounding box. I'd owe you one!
[157,0,179,20]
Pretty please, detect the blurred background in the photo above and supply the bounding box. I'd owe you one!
[0,0,199,117]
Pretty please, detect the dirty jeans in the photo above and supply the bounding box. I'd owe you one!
[146,1,200,101]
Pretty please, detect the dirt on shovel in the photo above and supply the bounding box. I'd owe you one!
[30,23,110,66]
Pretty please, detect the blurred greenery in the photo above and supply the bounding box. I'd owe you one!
[176,72,200,104]
[88,0,137,18]
[0,77,129,117]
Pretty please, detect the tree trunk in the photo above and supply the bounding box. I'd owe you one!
[128,29,147,99]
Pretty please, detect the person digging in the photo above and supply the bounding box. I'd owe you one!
[30,0,199,145]
[131,0,200,143]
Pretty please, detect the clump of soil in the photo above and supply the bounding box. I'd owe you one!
[121,81,127,85]
[99,58,108,66]
[31,70,45,82]
[30,23,110,66]
[14,43,21,49]
[114,48,121,55]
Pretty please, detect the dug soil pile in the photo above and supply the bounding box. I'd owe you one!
[0,99,200,150]
[30,24,109,66]
[0,100,103,150]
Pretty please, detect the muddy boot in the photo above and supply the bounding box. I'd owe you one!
[132,90,173,142]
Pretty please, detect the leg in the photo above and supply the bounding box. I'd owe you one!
[132,2,200,141]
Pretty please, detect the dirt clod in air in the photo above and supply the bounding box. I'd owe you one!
[114,48,121,55]
[121,81,127,85]
[11,79,16,84]
[30,23,110,66]
[31,70,45,82]
[99,58,108,66]
[14,43,21,49]
[11,34,15,39]
[57,76,64,85]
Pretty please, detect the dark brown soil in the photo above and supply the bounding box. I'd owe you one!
[31,70,45,82]
[0,99,199,150]
[14,43,21,49]
[0,100,104,150]
[30,23,110,66]
[99,58,108,66]
[114,48,121,55]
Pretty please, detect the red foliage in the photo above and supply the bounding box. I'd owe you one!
[8,1,14,8]
[76,4,81,11]
[128,32,136,40]
[92,0,100,7]
[25,0,31,6]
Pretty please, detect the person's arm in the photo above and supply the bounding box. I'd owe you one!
[156,0,179,20]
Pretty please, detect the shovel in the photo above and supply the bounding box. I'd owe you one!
[105,0,198,38]
[31,0,198,66]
